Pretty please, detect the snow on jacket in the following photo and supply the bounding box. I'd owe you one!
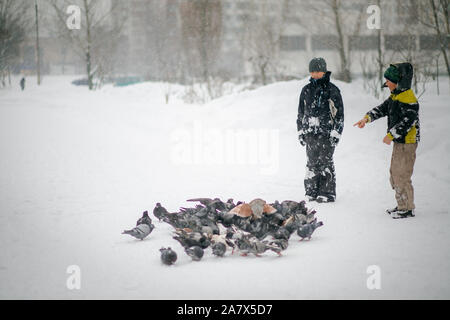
[297,71,344,142]
[365,88,420,144]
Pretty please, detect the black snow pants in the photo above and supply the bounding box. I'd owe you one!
[304,134,336,201]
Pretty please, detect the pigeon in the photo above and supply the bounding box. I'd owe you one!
[122,221,154,240]
[153,203,169,221]
[273,227,291,240]
[269,213,285,226]
[249,198,266,219]
[136,211,152,226]
[212,242,227,257]
[271,200,282,213]
[240,236,281,257]
[210,230,234,255]
[225,198,236,210]
[268,239,289,255]
[297,219,324,240]
[219,212,235,227]
[173,229,211,249]
[160,247,177,265]
[227,225,276,256]
[185,246,204,261]
[186,197,226,211]
[280,200,300,215]
[229,203,253,218]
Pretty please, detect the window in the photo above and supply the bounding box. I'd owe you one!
[280,36,306,51]
[349,36,379,50]
[420,35,448,50]
[384,35,416,51]
[312,35,339,50]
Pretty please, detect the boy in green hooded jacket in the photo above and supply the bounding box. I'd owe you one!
[354,63,420,219]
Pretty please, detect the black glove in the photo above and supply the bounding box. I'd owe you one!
[298,134,306,146]
[329,130,340,147]
[330,136,339,147]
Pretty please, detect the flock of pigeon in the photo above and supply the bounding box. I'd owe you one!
[122,198,323,265]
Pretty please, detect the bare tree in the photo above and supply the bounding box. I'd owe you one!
[48,0,124,90]
[300,0,365,82]
[148,1,183,103]
[180,0,222,96]
[0,0,30,87]
[392,0,440,97]
[239,0,290,85]
[416,0,450,78]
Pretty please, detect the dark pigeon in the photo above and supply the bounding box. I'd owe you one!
[173,229,211,249]
[212,242,227,257]
[153,203,169,221]
[160,247,177,265]
[136,211,152,226]
[185,246,204,261]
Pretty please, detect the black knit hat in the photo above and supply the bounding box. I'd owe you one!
[309,57,327,72]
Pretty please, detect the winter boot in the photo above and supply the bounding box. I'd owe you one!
[316,195,335,203]
[386,207,398,215]
[391,209,415,219]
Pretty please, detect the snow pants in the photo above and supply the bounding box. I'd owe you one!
[304,134,336,200]
[390,142,417,210]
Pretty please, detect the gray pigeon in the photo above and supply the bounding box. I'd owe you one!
[153,202,169,221]
[160,247,177,265]
[297,219,323,240]
[136,211,152,226]
[268,239,289,255]
[122,223,154,240]
[212,242,227,257]
[274,227,290,240]
[185,246,204,261]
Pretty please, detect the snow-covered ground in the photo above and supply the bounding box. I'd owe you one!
[0,75,449,299]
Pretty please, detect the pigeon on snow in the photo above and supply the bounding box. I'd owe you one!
[160,247,177,265]
[122,212,155,240]
[153,202,169,221]
[185,246,204,261]
[136,211,152,226]
[297,219,324,241]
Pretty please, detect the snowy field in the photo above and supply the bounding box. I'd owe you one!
[0,75,449,299]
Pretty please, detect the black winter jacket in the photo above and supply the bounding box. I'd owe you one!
[297,72,344,143]
[365,88,420,144]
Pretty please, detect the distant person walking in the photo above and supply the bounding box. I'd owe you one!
[297,58,344,203]
[354,62,419,219]
[20,77,25,91]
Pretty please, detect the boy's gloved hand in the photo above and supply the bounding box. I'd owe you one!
[329,130,340,147]
[298,131,306,146]
[330,136,339,147]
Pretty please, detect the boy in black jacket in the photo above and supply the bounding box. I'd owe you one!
[354,63,419,219]
[297,58,344,203]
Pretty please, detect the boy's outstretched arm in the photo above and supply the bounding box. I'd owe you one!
[353,97,390,128]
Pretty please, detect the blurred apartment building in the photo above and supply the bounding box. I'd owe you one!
[15,0,445,80]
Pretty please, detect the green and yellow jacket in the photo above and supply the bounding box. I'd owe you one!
[365,88,420,144]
